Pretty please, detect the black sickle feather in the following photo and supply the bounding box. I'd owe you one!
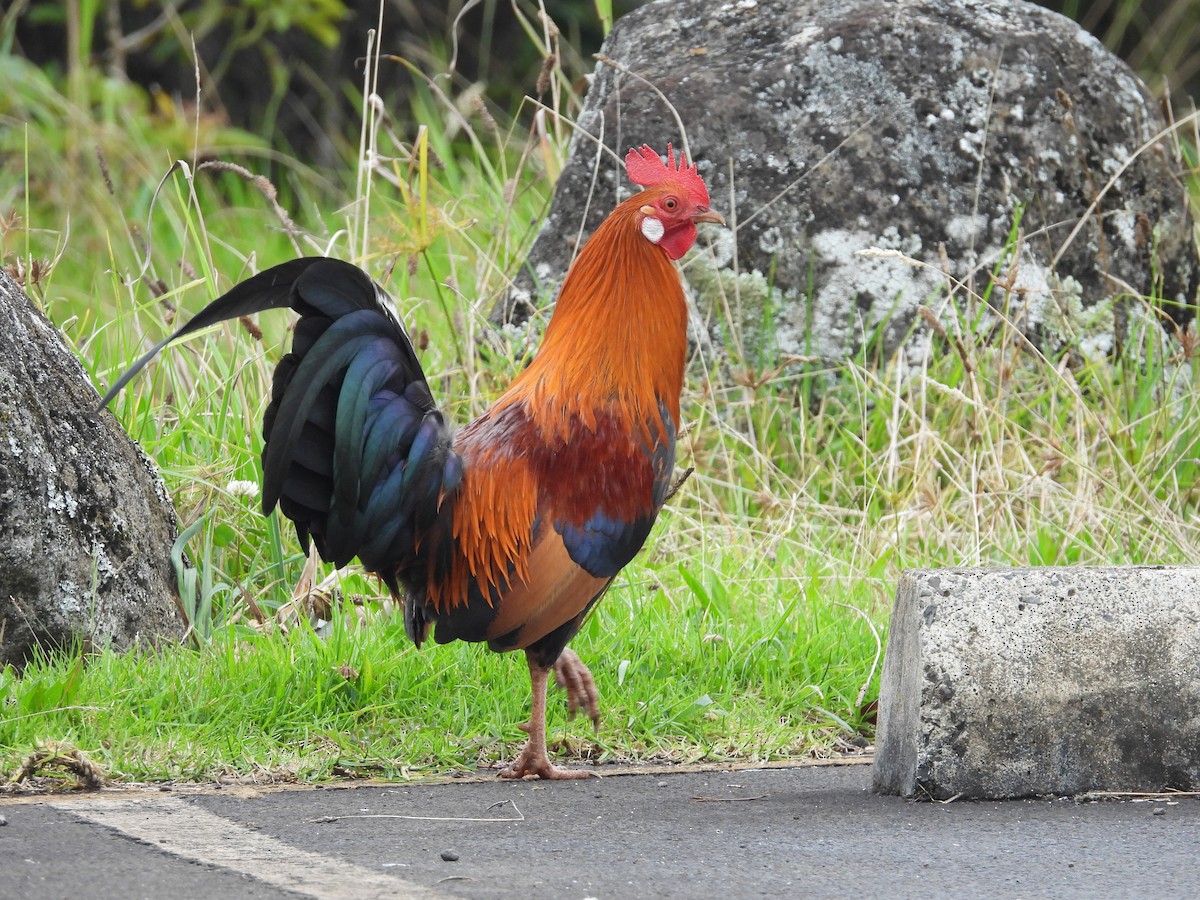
[96,257,322,410]
[98,256,461,587]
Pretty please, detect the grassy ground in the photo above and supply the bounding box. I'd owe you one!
[2,7,1200,788]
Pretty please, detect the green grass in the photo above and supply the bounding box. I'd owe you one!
[1,553,875,783]
[3,6,1200,788]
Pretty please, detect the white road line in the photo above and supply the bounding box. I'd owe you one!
[67,796,448,900]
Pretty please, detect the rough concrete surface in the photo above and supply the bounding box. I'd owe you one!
[0,271,184,669]
[4,763,1199,899]
[874,566,1200,800]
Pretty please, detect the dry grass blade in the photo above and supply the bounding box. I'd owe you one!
[307,799,525,824]
[196,160,303,253]
[834,601,883,709]
[269,550,341,631]
[7,742,107,792]
[593,53,693,163]
[664,466,695,503]
[1078,790,1200,800]
[1051,107,1200,268]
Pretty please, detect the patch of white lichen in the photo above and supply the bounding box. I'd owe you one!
[1017,273,1117,361]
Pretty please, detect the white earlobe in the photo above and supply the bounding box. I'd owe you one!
[640,216,665,244]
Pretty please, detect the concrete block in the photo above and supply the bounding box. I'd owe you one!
[873,566,1200,799]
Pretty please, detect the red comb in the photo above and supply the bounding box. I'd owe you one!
[625,143,711,207]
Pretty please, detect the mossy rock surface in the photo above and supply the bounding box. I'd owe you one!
[0,272,184,670]
[496,0,1199,366]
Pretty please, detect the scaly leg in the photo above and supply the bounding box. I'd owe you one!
[500,652,596,780]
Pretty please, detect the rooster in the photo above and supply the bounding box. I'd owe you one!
[100,144,724,779]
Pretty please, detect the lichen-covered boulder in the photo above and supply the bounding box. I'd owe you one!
[0,271,184,670]
[495,0,1199,364]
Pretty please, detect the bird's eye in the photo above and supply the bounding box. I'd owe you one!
[663,197,678,211]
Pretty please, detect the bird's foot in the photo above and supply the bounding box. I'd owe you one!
[498,742,597,780]
[552,648,600,727]
[501,651,600,780]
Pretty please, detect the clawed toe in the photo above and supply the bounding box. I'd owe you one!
[499,749,597,781]
[552,648,601,726]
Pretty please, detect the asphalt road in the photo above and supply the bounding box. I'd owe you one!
[3,760,1198,899]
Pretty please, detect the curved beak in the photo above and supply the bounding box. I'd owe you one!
[693,208,726,227]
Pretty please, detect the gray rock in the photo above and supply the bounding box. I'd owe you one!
[0,271,185,670]
[874,566,1200,800]
[495,0,1198,365]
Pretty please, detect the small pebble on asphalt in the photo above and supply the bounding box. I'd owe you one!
[1153,808,1166,816]
[441,849,460,862]
[0,815,8,826]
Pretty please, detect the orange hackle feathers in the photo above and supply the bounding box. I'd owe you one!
[440,436,537,609]
[495,196,688,444]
